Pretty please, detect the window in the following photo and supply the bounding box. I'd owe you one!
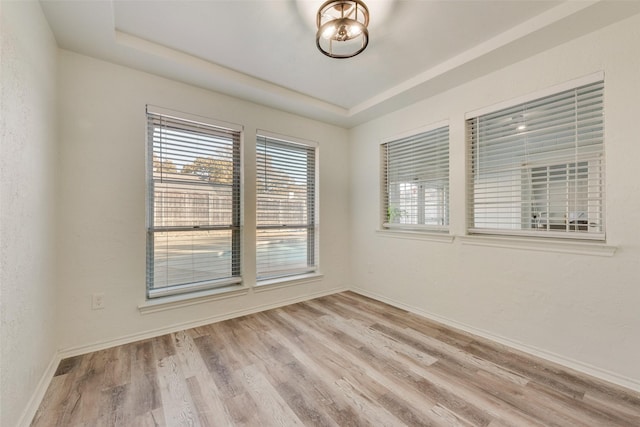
[467,79,604,240]
[381,125,450,231]
[146,107,241,298]
[256,133,317,280]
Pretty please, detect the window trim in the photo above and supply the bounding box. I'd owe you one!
[138,285,250,315]
[458,235,616,257]
[146,105,243,133]
[464,72,604,120]
[256,130,319,282]
[380,120,450,233]
[145,105,243,299]
[465,74,605,241]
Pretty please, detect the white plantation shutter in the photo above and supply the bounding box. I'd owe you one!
[382,125,450,230]
[467,80,605,240]
[256,134,317,280]
[146,107,242,298]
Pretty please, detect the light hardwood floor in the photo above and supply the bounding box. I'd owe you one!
[31,292,640,426]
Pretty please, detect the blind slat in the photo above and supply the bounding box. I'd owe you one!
[467,81,605,240]
[146,110,242,297]
[256,135,317,280]
[382,126,450,230]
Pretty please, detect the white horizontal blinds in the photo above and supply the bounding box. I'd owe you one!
[382,126,450,229]
[147,111,241,298]
[467,80,604,239]
[256,135,317,280]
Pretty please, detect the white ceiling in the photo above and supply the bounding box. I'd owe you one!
[40,0,640,128]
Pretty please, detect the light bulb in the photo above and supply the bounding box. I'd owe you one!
[322,25,336,39]
[350,25,362,36]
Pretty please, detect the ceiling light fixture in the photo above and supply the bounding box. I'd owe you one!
[316,0,369,59]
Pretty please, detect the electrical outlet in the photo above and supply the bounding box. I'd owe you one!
[92,293,105,310]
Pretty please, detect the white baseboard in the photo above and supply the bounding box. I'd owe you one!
[58,286,347,359]
[16,351,61,427]
[350,286,640,393]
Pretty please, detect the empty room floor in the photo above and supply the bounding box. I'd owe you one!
[31,292,640,426]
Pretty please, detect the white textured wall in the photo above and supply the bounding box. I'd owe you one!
[56,51,350,351]
[349,14,640,389]
[0,2,59,426]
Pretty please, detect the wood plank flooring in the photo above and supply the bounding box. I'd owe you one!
[31,292,640,426]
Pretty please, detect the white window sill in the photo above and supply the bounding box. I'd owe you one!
[458,235,617,257]
[255,272,324,292]
[376,229,455,243]
[138,284,249,315]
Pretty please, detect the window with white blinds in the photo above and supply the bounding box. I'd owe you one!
[256,134,317,280]
[467,80,605,240]
[146,107,242,298]
[381,125,450,231]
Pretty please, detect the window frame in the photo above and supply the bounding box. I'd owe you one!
[380,121,450,233]
[256,130,319,282]
[145,105,243,299]
[465,73,605,241]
